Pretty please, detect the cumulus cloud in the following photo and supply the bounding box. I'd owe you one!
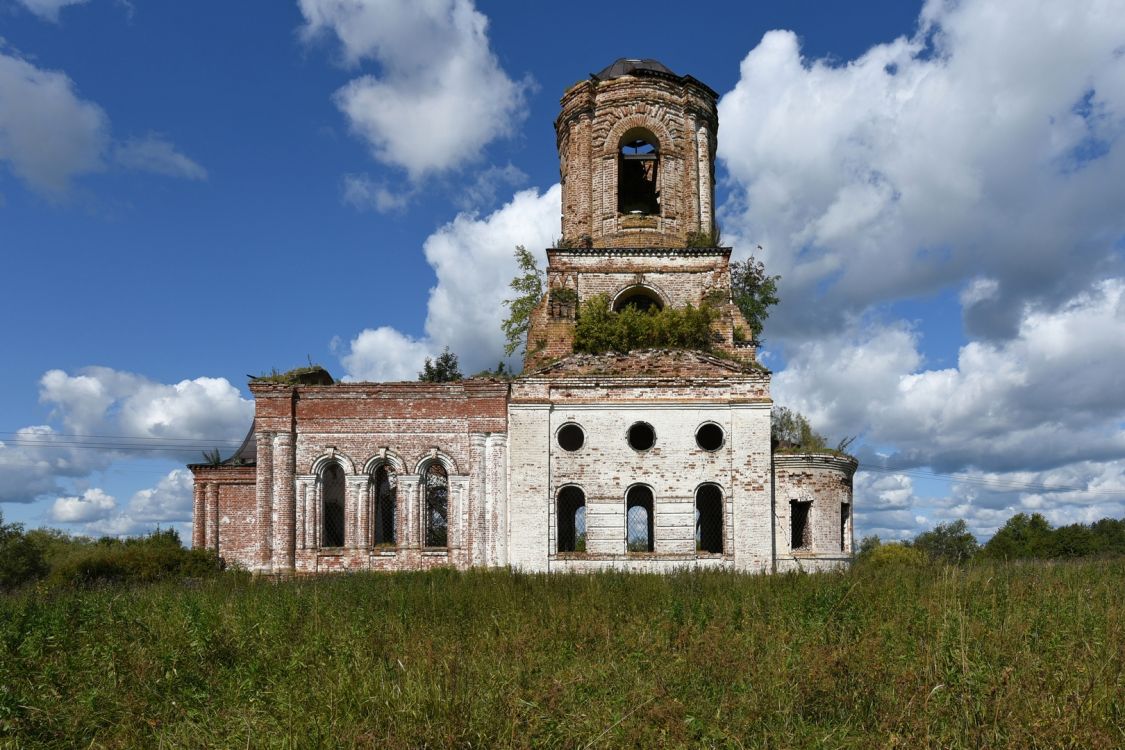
[0,367,253,503]
[50,488,115,523]
[84,469,194,537]
[339,184,560,380]
[718,0,1125,341]
[299,0,531,180]
[0,50,206,196]
[777,278,1125,474]
[15,0,88,22]
[112,135,207,180]
[0,50,108,195]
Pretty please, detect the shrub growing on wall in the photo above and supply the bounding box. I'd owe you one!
[572,294,717,354]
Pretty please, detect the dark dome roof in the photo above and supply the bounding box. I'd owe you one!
[594,58,678,81]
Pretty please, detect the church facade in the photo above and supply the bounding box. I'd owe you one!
[190,59,857,575]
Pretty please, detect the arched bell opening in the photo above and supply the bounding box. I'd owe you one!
[618,127,660,216]
[612,285,664,313]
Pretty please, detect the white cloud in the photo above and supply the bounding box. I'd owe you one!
[339,326,433,382]
[776,278,1125,476]
[0,50,107,195]
[113,134,207,180]
[15,0,88,22]
[83,468,195,537]
[0,367,253,503]
[718,0,1125,341]
[0,51,207,197]
[339,184,560,380]
[341,173,413,213]
[50,488,115,523]
[299,0,531,180]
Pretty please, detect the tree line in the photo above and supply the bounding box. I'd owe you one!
[859,513,1125,566]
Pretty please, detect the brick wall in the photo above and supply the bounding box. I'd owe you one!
[773,453,858,573]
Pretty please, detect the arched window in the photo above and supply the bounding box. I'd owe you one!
[322,463,346,548]
[372,465,396,546]
[626,485,654,552]
[424,463,449,548]
[618,128,659,215]
[613,286,664,313]
[557,486,586,553]
[695,484,723,554]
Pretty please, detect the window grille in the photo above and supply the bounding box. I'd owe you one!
[695,484,723,553]
[626,485,654,552]
[322,463,346,548]
[424,463,449,547]
[373,466,396,546]
[557,486,586,553]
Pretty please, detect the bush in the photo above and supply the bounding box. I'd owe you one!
[860,543,926,568]
[47,529,222,587]
[0,512,47,591]
[572,294,717,354]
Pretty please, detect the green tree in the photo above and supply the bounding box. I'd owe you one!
[981,512,1057,560]
[0,511,48,591]
[855,534,882,561]
[730,256,780,338]
[770,406,827,451]
[418,347,463,382]
[501,245,544,358]
[912,519,979,564]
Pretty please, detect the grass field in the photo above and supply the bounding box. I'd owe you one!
[1,561,1122,748]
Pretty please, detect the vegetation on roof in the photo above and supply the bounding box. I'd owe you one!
[250,364,334,386]
[573,294,719,355]
[771,406,856,456]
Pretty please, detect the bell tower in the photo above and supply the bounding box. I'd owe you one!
[555,58,719,248]
[524,58,751,371]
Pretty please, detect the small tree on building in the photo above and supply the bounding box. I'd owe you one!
[418,347,463,382]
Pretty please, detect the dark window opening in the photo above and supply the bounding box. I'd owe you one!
[373,465,396,546]
[627,422,655,451]
[695,423,724,452]
[618,132,659,215]
[841,503,851,552]
[424,463,449,547]
[791,500,812,550]
[557,486,587,553]
[613,288,663,313]
[626,486,654,552]
[557,423,585,452]
[695,484,723,554]
[322,463,346,548]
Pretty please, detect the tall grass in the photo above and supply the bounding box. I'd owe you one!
[1,561,1122,748]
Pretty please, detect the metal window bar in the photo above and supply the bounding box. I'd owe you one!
[557,486,586,553]
[626,486,654,552]
[424,463,448,547]
[695,484,723,554]
[322,464,346,548]
[373,466,396,546]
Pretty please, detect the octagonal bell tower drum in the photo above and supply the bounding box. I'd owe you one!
[555,58,719,249]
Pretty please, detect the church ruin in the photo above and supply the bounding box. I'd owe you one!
[189,59,857,574]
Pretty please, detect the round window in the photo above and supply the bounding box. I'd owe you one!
[627,422,656,451]
[696,423,724,451]
[557,423,585,452]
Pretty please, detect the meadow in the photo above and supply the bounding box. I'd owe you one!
[0,561,1122,749]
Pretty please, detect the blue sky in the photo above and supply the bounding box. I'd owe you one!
[2,0,1123,542]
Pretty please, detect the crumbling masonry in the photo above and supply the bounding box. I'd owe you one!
[190,59,857,574]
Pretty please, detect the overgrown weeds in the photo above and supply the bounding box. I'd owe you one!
[0,561,1121,748]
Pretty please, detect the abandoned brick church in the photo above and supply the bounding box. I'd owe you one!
[190,59,857,574]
